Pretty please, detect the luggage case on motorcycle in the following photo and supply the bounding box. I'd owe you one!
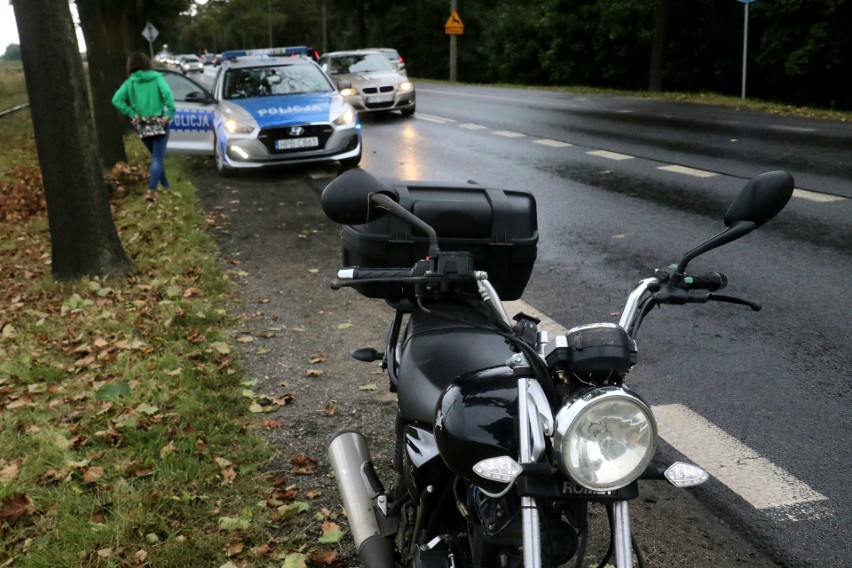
[340,180,538,300]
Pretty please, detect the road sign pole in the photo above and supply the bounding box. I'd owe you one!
[741,2,748,99]
[449,0,458,82]
[738,0,755,99]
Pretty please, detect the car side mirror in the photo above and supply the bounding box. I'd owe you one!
[185,91,214,104]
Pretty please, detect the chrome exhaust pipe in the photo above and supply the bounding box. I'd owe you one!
[328,430,395,568]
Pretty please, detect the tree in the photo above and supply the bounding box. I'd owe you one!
[76,0,131,169]
[3,43,22,60]
[13,0,132,281]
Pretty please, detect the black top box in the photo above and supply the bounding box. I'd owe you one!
[340,180,538,300]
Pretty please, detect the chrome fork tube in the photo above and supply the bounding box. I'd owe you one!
[518,378,542,568]
[618,277,658,333]
[613,501,634,568]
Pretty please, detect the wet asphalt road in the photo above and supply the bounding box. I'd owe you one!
[351,84,851,567]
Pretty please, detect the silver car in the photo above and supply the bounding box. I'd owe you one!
[319,50,415,116]
[179,54,204,73]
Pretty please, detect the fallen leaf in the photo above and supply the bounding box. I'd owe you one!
[337,322,353,330]
[0,460,21,483]
[218,516,251,531]
[277,501,309,518]
[318,521,344,543]
[221,466,237,485]
[0,493,29,528]
[310,549,340,566]
[359,383,378,391]
[282,553,307,568]
[291,455,317,475]
[83,466,104,483]
[306,369,323,378]
[319,400,337,416]
[160,441,177,458]
[308,354,327,364]
[224,539,245,557]
[210,342,231,355]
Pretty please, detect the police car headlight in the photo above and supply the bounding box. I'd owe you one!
[224,119,253,134]
[398,81,413,92]
[340,87,358,97]
[333,107,356,126]
[553,387,656,491]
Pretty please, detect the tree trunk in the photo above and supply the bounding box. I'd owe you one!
[77,0,129,169]
[13,0,132,281]
[648,0,672,93]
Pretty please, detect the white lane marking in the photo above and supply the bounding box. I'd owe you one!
[535,139,573,148]
[503,299,829,520]
[493,130,526,138]
[771,125,816,133]
[793,189,846,203]
[413,111,843,206]
[658,165,719,178]
[587,150,634,161]
[653,404,828,514]
[415,113,456,123]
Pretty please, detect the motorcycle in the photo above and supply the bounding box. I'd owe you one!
[322,168,794,568]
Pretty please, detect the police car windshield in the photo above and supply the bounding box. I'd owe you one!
[223,64,332,100]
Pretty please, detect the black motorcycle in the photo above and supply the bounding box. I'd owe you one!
[322,168,793,568]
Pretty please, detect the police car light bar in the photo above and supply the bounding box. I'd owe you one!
[220,46,315,61]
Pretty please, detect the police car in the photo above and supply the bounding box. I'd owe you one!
[161,47,361,175]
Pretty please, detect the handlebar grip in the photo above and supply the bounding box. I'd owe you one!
[337,267,412,280]
[685,272,727,291]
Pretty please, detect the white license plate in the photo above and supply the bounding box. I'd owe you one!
[367,95,393,104]
[276,137,319,150]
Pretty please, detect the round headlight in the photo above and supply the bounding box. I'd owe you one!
[553,387,656,491]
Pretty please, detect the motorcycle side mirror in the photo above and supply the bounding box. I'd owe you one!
[724,170,794,228]
[320,168,398,225]
[675,170,793,273]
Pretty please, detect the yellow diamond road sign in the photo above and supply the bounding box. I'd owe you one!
[445,10,464,35]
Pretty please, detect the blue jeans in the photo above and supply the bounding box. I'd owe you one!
[142,125,170,191]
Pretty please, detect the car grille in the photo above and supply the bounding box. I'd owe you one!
[361,86,394,94]
[257,124,334,154]
[360,85,396,109]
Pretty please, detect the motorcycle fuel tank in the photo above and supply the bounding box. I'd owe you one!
[396,302,516,424]
[434,367,520,494]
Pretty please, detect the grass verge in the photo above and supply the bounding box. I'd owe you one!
[0,115,340,566]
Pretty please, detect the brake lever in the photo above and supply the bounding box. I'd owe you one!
[707,293,762,311]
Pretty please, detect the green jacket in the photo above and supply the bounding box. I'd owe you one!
[112,70,175,120]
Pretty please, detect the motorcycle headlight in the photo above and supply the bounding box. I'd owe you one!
[224,118,254,134]
[553,387,656,491]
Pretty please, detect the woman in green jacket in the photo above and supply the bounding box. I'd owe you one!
[112,52,175,202]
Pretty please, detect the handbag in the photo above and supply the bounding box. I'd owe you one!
[130,81,167,139]
[134,116,166,139]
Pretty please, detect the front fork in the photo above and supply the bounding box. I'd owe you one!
[517,376,635,568]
